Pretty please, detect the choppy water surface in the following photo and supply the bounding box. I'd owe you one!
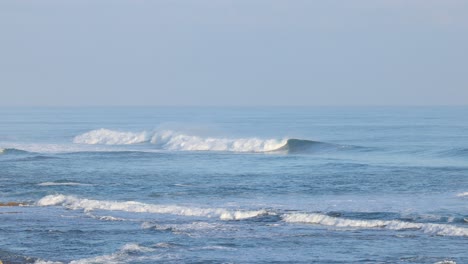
[0,107,467,263]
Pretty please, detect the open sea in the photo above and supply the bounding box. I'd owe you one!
[0,106,467,264]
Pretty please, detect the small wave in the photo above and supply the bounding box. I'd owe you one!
[456,192,468,198]
[35,243,156,264]
[141,221,236,236]
[38,182,91,187]
[143,223,254,245]
[155,242,177,248]
[35,261,63,264]
[434,261,457,264]
[438,147,468,158]
[0,201,26,207]
[86,212,125,221]
[0,249,44,264]
[37,194,270,220]
[69,243,155,264]
[402,213,467,224]
[199,245,236,251]
[283,213,468,237]
[0,148,31,155]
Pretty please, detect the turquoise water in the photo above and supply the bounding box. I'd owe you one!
[0,107,467,263]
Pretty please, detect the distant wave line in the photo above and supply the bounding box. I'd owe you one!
[37,182,92,187]
[72,128,349,153]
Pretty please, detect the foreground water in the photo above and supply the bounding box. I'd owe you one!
[0,107,467,264]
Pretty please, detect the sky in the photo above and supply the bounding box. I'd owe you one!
[1,0,468,106]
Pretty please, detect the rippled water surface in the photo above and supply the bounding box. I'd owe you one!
[0,107,467,263]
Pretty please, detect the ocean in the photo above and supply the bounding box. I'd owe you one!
[0,106,467,263]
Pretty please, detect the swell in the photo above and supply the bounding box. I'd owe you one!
[438,147,468,158]
[36,195,468,237]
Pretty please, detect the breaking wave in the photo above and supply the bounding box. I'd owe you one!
[37,194,270,221]
[283,213,468,237]
[69,243,155,264]
[36,195,468,237]
[434,261,457,264]
[73,129,286,152]
[35,243,156,264]
[73,128,343,153]
[73,129,150,145]
[0,148,30,155]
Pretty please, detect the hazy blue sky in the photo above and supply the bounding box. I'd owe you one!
[1,0,467,106]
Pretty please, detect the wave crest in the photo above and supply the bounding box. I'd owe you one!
[73,129,288,152]
[73,129,150,145]
[37,194,269,221]
[0,148,31,155]
[36,195,468,237]
[283,213,468,237]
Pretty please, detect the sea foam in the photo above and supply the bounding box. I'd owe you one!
[283,213,468,237]
[73,129,150,145]
[37,194,269,220]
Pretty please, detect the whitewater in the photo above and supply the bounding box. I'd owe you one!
[73,128,289,152]
[1,106,468,263]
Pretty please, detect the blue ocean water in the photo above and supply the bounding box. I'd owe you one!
[0,106,467,264]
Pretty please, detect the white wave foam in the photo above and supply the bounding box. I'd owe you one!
[35,261,63,264]
[73,129,149,145]
[0,142,130,154]
[37,194,269,220]
[68,243,155,264]
[141,221,236,237]
[35,243,160,264]
[73,129,287,152]
[86,212,125,221]
[434,261,457,264]
[199,245,236,251]
[119,243,154,253]
[155,242,176,248]
[283,213,468,237]
[38,182,91,186]
[456,192,468,197]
